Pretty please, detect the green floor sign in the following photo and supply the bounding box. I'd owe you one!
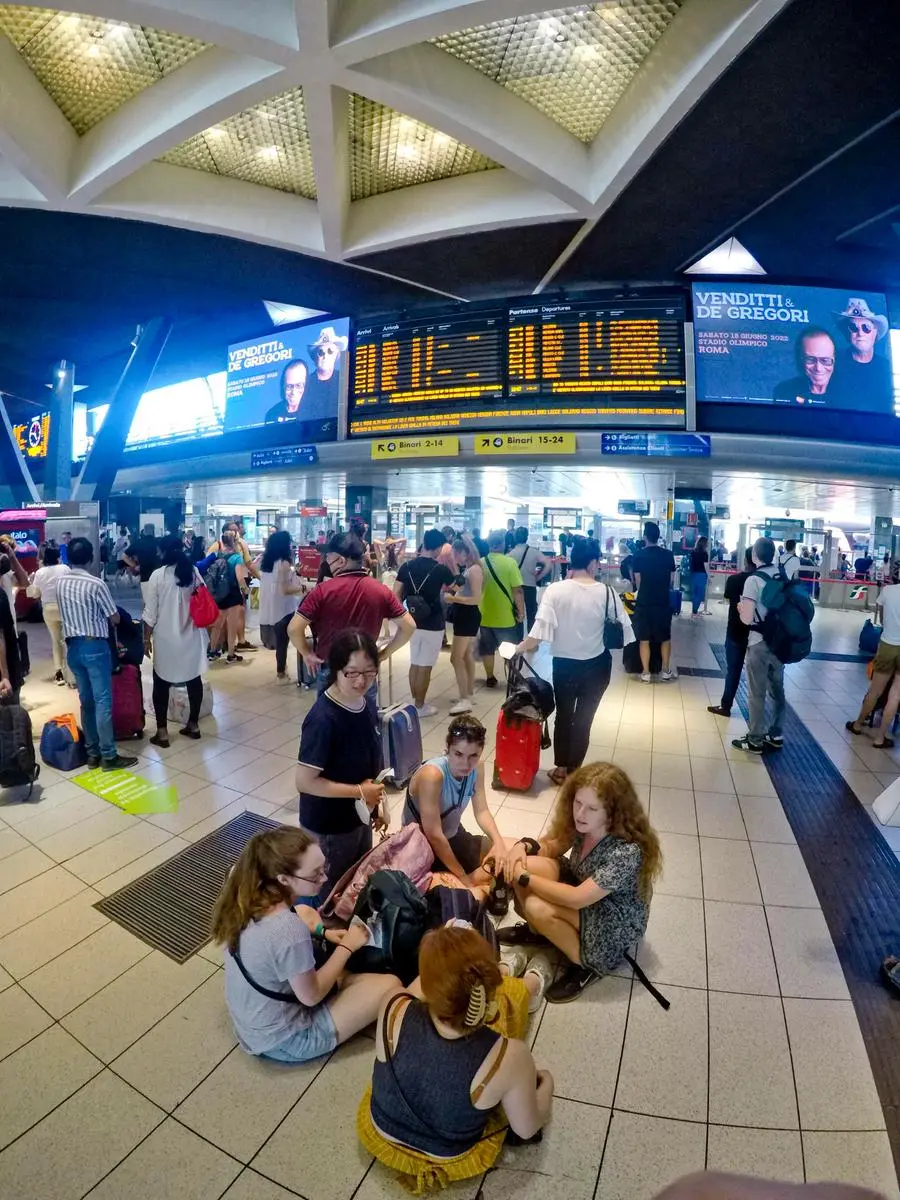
[74,768,179,815]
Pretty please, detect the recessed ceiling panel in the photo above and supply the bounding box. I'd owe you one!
[349,95,499,200]
[0,5,208,133]
[160,88,316,199]
[433,1,683,144]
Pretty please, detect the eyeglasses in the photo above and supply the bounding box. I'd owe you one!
[341,669,378,682]
[284,383,306,394]
[802,355,834,368]
[290,867,327,886]
[847,321,874,335]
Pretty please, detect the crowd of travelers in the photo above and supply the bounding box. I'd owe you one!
[1,516,896,1197]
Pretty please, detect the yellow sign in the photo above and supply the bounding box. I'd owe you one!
[474,431,576,455]
[370,436,459,460]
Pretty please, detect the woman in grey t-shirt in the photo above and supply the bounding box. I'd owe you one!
[212,828,400,1062]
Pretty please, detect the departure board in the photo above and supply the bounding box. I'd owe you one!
[349,312,504,436]
[507,296,685,423]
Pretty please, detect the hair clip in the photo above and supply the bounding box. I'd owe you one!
[464,982,487,1027]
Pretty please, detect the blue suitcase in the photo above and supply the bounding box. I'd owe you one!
[378,660,422,787]
[670,587,683,615]
[859,619,882,657]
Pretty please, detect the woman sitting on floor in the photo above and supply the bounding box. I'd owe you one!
[212,827,400,1064]
[499,761,661,1003]
[358,924,553,1194]
[402,714,511,895]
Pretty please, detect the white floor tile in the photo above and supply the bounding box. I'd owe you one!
[704,900,779,996]
[708,991,798,1128]
[0,890,108,979]
[803,1131,900,1199]
[92,836,191,896]
[636,894,706,990]
[647,787,697,836]
[0,1025,102,1150]
[737,794,796,843]
[64,821,174,885]
[481,1098,610,1200]
[88,1118,241,1200]
[20,923,151,1018]
[0,866,86,939]
[531,974,630,1106]
[765,906,850,1000]
[700,837,762,904]
[0,984,53,1061]
[221,1172,304,1200]
[0,845,57,895]
[597,1110,705,1200]
[615,984,708,1122]
[655,831,702,899]
[706,1126,804,1182]
[694,791,747,839]
[751,842,819,908]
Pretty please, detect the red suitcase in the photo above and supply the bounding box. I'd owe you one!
[111,664,145,740]
[493,711,541,791]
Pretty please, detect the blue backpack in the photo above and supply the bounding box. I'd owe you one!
[753,567,814,664]
[39,715,87,772]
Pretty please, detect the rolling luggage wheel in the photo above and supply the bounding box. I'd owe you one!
[492,765,501,790]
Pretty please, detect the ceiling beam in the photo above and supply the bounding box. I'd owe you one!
[331,0,549,65]
[68,49,287,203]
[92,161,325,256]
[344,169,577,257]
[340,42,594,211]
[0,35,77,202]
[1,0,300,64]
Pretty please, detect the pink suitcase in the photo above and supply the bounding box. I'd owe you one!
[112,664,145,740]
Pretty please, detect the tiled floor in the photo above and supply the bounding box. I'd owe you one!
[0,600,898,1199]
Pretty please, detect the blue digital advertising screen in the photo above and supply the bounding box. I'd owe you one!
[692,284,894,417]
[224,316,349,443]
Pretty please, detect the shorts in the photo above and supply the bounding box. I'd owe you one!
[872,639,900,674]
[259,1002,338,1063]
[477,624,521,659]
[410,628,445,668]
[452,606,481,638]
[217,591,244,611]
[433,826,488,875]
[632,604,672,645]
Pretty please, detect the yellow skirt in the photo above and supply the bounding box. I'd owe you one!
[357,977,530,1194]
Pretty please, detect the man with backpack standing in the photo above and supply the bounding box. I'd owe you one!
[394,529,455,718]
[732,536,813,754]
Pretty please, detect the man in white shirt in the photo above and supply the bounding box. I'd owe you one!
[847,559,900,747]
[731,537,785,754]
[778,539,800,580]
[507,527,549,630]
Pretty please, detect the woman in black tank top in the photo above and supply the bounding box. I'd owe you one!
[358,926,554,1191]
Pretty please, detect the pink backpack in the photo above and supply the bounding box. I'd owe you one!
[320,824,433,921]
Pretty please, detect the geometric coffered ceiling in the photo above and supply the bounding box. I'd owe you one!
[0,0,791,267]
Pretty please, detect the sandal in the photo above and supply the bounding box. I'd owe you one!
[845,721,863,736]
[873,736,895,749]
[547,767,568,786]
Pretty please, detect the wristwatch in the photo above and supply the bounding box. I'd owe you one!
[517,872,531,888]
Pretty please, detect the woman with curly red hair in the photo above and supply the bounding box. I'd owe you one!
[499,761,662,1003]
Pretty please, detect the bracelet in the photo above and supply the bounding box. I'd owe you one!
[517,836,541,857]
[313,922,325,938]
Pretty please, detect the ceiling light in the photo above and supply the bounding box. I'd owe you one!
[61,14,80,29]
[686,236,766,276]
[208,126,226,138]
[433,132,450,146]
[538,17,560,38]
[573,44,599,62]
[396,145,417,160]
[108,23,128,37]
[85,44,101,58]
[259,145,279,160]
[398,117,417,136]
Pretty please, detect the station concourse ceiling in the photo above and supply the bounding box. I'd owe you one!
[0,0,898,409]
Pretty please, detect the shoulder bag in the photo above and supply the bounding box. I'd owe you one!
[404,562,437,624]
[483,555,519,626]
[603,585,625,650]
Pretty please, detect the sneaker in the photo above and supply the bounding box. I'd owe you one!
[54,670,65,686]
[415,703,438,718]
[500,947,529,978]
[235,641,258,651]
[660,669,678,681]
[640,672,652,683]
[484,676,498,689]
[523,950,556,1012]
[731,735,764,754]
[225,653,244,664]
[101,754,139,772]
[764,734,784,749]
[707,705,731,717]
[86,754,101,769]
[545,962,598,1004]
[449,698,473,715]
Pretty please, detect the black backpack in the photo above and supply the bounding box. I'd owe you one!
[0,701,39,799]
[348,869,430,985]
[205,555,235,604]
[752,567,814,664]
[503,655,555,748]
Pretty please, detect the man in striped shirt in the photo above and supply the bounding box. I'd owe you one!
[57,538,138,771]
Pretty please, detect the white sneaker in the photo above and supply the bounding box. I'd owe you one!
[500,947,528,978]
[524,950,556,1012]
[449,698,473,715]
[640,672,652,683]
[660,669,678,681]
[416,703,438,718]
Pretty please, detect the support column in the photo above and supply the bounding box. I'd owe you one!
[43,360,74,501]
[346,485,387,535]
[0,397,40,505]
[74,318,172,502]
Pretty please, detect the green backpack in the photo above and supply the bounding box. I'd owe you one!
[754,568,814,664]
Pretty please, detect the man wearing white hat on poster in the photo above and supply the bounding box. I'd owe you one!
[832,296,893,413]
[307,325,349,413]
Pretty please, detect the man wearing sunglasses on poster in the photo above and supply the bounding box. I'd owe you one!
[832,297,893,413]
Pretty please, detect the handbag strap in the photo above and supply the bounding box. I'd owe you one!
[230,944,301,1004]
[483,555,517,623]
[408,561,437,597]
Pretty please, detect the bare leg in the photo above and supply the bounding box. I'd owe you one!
[450,636,473,699]
[874,674,900,744]
[639,642,651,673]
[465,643,476,695]
[521,893,581,963]
[408,664,424,706]
[852,671,893,730]
[210,612,226,653]
[661,640,672,671]
[482,652,496,682]
[327,971,402,1043]
[225,607,241,655]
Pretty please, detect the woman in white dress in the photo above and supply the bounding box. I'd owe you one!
[258,531,307,681]
[27,544,71,685]
[142,536,208,746]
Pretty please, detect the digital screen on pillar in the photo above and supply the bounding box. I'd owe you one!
[12,411,50,458]
[349,311,505,435]
[224,316,349,442]
[507,296,686,426]
[692,284,896,416]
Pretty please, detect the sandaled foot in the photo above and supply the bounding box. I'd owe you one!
[873,736,895,749]
[547,767,568,786]
[845,720,863,735]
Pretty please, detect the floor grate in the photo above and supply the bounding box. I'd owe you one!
[94,812,283,963]
[711,644,900,1176]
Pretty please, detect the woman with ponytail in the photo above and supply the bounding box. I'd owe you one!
[142,534,208,745]
[359,925,553,1191]
[212,827,401,1063]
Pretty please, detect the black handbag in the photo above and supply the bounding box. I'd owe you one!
[604,585,625,650]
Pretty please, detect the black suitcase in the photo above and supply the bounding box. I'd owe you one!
[623,640,662,675]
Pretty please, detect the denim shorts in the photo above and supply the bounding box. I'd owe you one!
[259,1002,338,1063]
